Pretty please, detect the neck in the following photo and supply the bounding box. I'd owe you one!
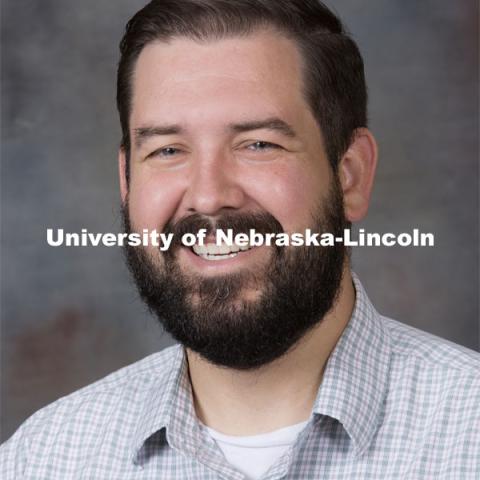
[187,267,355,436]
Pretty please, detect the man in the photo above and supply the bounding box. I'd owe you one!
[1,0,479,478]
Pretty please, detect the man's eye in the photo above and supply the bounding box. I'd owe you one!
[246,141,280,151]
[148,147,181,159]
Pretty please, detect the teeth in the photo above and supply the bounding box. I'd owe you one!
[193,243,250,256]
[198,252,240,261]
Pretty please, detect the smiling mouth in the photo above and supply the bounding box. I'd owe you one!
[191,243,255,261]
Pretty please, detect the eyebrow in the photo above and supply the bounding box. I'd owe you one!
[133,125,183,148]
[228,118,297,138]
[133,117,297,148]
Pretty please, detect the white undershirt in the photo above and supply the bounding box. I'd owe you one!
[202,420,308,480]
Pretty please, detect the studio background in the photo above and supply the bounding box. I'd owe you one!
[1,0,478,441]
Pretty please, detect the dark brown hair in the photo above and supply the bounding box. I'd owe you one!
[117,0,367,180]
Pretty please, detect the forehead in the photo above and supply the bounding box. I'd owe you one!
[130,29,312,130]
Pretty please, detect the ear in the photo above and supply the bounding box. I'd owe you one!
[338,128,378,222]
[118,147,128,204]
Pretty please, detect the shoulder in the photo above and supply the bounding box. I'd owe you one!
[0,345,181,478]
[380,315,480,434]
[69,343,182,398]
[381,314,480,373]
[31,343,182,417]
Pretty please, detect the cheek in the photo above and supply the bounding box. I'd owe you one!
[245,163,329,231]
[127,170,184,231]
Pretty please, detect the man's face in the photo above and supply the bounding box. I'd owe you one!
[121,29,348,369]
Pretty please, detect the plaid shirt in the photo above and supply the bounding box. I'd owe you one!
[2,274,479,479]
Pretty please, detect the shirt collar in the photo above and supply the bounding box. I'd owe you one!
[312,272,392,457]
[131,345,203,464]
[131,273,391,463]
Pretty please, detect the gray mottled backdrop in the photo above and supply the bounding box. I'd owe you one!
[1,0,478,441]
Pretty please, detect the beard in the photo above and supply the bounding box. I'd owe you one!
[122,177,349,370]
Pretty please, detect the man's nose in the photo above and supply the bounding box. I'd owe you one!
[182,153,247,215]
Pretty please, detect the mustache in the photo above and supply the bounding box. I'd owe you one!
[163,211,284,251]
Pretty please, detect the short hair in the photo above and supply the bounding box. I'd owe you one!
[117,0,367,181]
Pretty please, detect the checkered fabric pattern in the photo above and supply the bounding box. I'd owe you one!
[2,274,479,479]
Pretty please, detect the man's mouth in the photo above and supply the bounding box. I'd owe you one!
[191,243,254,261]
